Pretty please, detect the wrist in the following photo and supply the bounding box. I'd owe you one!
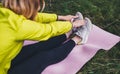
[58,16,64,20]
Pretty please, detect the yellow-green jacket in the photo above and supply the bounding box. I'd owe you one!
[0,8,72,74]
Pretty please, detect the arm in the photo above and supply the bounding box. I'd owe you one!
[35,13,78,23]
[58,15,78,21]
[16,19,72,41]
[35,13,57,23]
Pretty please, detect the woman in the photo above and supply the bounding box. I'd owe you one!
[0,0,92,74]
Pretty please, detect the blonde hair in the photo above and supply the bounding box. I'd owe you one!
[2,0,45,20]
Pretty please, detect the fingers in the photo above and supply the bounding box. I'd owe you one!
[66,15,78,21]
[71,15,78,18]
[72,20,85,28]
[70,15,79,22]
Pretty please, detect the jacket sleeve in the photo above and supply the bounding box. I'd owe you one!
[35,13,57,23]
[16,19,72,41]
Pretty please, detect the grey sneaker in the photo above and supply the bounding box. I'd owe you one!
[75,17,93,44]
[72,12,84,32]
[75,12,83,20]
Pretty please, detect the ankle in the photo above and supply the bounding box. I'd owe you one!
[65,30,72,38]
[71,35,82,45]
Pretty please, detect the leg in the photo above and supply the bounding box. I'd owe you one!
[8,40,76,74]
[24,34,67,51]
[11,34,67,67]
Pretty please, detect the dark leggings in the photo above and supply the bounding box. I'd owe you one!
[8,34,75,74]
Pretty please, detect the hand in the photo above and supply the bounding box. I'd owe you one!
[58,15,78,21]
[72,20,85,28]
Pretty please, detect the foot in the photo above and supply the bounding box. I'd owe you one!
[72,12,84,32]
[75,17,93,44]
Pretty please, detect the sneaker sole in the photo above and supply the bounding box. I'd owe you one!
[81,18,93,44]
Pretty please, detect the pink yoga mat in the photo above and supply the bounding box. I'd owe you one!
[24,25,120,74]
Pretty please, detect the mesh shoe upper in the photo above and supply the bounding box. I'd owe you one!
[75,17,93,44]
